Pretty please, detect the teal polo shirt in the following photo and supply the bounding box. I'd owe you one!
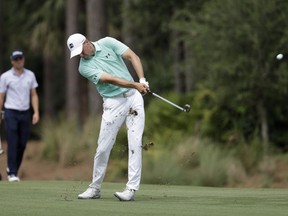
[79,37,134,98]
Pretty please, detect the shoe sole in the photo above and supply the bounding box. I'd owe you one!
[8,177,20,182]
[78,195,101,199]
[114,193,134,201]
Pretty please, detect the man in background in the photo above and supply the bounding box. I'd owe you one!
[0,50,40,182]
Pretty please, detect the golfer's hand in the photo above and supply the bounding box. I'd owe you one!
[135,83,149,95]
[139,78,149,89]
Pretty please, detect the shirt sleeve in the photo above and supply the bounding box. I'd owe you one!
[0,75,7,93]
[30,72,38,89]
[79,62,104,84]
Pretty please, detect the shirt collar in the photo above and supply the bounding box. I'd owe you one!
[94,42,102,52]
[11,67,25,76]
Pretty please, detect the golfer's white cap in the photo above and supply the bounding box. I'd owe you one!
[67,33,86,58]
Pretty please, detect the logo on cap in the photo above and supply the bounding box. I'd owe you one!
[69,43,74,49]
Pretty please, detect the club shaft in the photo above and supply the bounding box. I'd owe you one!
[151,92,185,111]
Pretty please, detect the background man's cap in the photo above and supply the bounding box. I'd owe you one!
[67,33,86,58]
[11,50,24,60]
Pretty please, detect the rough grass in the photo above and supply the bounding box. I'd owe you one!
[0,181,288,216]
[39,117,288,187]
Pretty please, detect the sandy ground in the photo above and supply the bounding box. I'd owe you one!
[0,141,92,181]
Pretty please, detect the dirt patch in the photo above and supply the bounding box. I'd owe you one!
[0,141,92,181]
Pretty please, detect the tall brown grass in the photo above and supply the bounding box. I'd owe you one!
[40,117,280,186]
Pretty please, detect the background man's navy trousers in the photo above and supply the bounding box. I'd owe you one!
[4,109,31,176]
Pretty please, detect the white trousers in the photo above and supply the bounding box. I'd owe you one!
[89,90,144,191]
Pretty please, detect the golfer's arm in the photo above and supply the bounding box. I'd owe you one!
[122,49,145,80]
[100,73,138,89]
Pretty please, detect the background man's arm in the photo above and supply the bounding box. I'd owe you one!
[31,88,40,125]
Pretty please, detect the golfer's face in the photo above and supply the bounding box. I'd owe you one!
[80,40,94,59]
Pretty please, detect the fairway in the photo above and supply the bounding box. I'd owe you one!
[0,181,288,216]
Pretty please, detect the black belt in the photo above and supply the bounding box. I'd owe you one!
[5,108,29,113]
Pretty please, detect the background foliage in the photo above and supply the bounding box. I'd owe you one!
[1,0,288,186]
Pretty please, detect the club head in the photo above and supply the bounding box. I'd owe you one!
[183,104,191,112]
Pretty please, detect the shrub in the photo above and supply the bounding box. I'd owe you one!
[41,116,83,166]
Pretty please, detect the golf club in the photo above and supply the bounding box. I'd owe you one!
[149,90,191,112]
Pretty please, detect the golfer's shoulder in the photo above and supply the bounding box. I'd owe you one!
[98,36,117,43]
[98,37,123,47]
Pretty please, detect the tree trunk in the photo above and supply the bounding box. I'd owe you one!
[122,0,138,81]
[65,0,81,121]
[122,0,133,47]
[86,0,108,116]
[172,31,186,93]
[184,42,193,92]
[43,57,54,118]
[257,100,269,155]
[0,0,3,73]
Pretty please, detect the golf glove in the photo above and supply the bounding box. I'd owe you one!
[139,78,149,88]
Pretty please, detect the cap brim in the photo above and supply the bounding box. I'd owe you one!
[11,54,24,60]
[70,45,83,58]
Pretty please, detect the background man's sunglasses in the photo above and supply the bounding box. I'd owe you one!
[13,57,23,61]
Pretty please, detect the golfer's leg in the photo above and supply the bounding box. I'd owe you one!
[89,98,128,189]
[126,92,145,190]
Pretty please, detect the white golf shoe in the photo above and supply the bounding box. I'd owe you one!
[78,187,101,199]
[114,188,135,201]
[8,175,20,182]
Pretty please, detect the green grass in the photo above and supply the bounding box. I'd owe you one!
[0,181,288,216]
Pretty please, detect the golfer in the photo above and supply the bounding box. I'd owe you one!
[67,33,149,201]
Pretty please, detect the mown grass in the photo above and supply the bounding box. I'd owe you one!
[0,181,288,216]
